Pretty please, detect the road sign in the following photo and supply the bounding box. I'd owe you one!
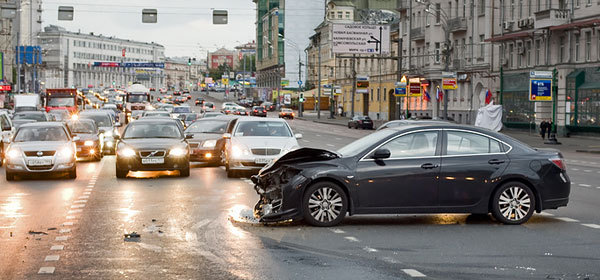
[298,80,303,86]
[332,24,391,55]
[222,78,229,85]
[281,79,289,87]
[394,87,407,97]
[529,71,553,101]
[356,76,369,93]
[442,78,457,90]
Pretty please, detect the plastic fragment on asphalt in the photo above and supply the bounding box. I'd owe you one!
[124,231,141,241]
[28,230,48,235]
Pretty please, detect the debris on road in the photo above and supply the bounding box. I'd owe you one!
[124,231,141,241]
[28,230,48,235]
[228,205,261,225]
[47,227,57,231]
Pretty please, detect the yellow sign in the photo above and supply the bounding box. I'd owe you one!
[442,78,457,90]
[222,78,229,85]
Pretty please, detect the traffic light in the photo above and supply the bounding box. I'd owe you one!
[188,58,192,66]
[299,93,304,102]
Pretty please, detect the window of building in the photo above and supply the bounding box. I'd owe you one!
[337,11,343,19]
[519,0,523,18]
[517,42,523,68]
[384,87,387,101]
[436,3,441,23]
[528,0,532,16]
[462,0,466,17]
[526,40,532,66]
[575,33,581,61]
[585,31,592,61]
[345,11,351,19]
[377,88,380,101]
[575,0,580,7]
[425,42,430,65]
[535,39,541,65]
[559,36,565,63]
[508,43,514,68]
[479,35,485,59]
[511,0,515,20]
[370,88,374,101]
[479,0,485,15]
[435,42,441,63]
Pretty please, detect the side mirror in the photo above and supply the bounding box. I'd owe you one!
[185,134,194,139]
[294,133,303,139]
[372,148,391,160]
[222,133,231,139]
[72,136,80,141]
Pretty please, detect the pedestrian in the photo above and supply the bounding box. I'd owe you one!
[540,120,547,140]
[547,120,553,139]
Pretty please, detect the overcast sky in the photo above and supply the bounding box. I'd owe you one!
[42,0,256,58]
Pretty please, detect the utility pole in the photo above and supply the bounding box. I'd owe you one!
[443,30,450,120]
[396,38,402,120]
[298,52,303,117]
[351,54,356,117]
[16,0,21,94]
[317,33,322,119]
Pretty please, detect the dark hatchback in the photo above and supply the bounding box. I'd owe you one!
[250,106,267,117]
[252,124,570,226]
[115,118,191,178]
[67,119,103,161]
[348,115,374,129]
[186,116,237,165]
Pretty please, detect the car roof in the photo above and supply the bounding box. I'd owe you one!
[19,121,66,128]
[236,117,286,122]
[15,111,44,114]
[133,117,180,124]
[80,111,111,116]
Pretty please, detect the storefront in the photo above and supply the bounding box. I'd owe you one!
[565,68,600,133]
[501,72,535,129]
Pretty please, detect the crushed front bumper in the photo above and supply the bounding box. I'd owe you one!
[252,166,308,223]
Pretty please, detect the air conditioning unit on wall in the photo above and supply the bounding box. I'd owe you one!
[503,21,514,30]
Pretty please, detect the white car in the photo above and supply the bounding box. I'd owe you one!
[4,122,78,180]
[223,117,301,177]
[221,102,238,110]
[1,111,15,166]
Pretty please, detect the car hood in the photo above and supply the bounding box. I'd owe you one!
[11,141,71,152]
[187,133,222,143]
[73,133,99,141]
[120,138,185,150]
[232,136,298,150]
[258,147,340,175]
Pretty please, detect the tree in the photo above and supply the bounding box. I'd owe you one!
[235,54,256,72]
[208,63,231,81]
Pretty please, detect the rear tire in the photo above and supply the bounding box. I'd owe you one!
[68,167,77,179]
[302,182,348,227]
[491,182,535,225]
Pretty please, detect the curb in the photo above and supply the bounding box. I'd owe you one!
[575,149,600,154]
[296,117,348,127]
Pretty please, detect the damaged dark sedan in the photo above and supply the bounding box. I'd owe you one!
[252,125,571,227]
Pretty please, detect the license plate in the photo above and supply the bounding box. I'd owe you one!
[28,159,52,166]
[141,158,164,164]
[255,158,271,164]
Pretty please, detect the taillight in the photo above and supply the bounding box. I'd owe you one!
[549,157,566,170]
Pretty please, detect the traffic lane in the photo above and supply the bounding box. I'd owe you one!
[0,160,100,279]
[47,157,406,280]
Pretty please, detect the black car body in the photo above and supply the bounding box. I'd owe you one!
[252,125,570,226]
[186,116,237,164]
[195,97,205,106]
[67,119,103,161]
[348,115,374,129]
[115,118,191,178]
[250,106,267,117]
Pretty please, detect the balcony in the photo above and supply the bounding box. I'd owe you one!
[411,27,425,41]
[396,0,409,11]
[534,9,569,29]
[447,17,467,33]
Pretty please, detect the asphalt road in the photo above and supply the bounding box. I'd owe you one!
[0,91,598,279]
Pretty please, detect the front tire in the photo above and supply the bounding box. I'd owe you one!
[303,182,348,227]
[180,166,190,177]
[116,163,128,179]
[491,182,535,225]
[5,170,15,181]
[68,167,77,179]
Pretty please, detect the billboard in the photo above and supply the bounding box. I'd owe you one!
[356,76,369,93]
[210,54,234,69]
[529,71,553,101]
[332,24,391,55]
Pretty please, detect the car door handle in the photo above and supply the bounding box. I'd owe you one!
[488,159,506,165]
[421,163,439,169]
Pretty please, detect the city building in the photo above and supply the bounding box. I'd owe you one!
[252,0,326,102]
[38,25,165,90]
[164,57,206,91]
[208,48,238,70]
[488,0,600,135]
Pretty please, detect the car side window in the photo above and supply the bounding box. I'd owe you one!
[377,131,438,158]
[0,115,10,130]
[446,131,502,155]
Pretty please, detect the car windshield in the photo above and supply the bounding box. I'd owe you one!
[337,129,396,157]
[173,107,191,113]
[128,94,147,103]
[13,113,46,121]
[185,114,198,121]
[81,114,112,127]
[144,111,170,117]
[186,120,227,133]
[47,97,75,107]
[234,121,291,137]
[68,121,96,133]
[123,123,182,139]
[14,126,68,142]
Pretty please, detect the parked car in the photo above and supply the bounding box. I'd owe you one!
[4,122,78,180]
[376,119,450,131]
[252,124,571,226]
[114,118,191,178]
[279,108,294,119]
[250,106,267,117]
[67,119,103,161]
[223,117,301,177]
[348,115,374,129]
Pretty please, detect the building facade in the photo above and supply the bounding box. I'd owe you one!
[164,57,205,91]
[489,0,600,135]
[38,25,165,90]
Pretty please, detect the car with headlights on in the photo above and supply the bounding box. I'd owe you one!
[114,118,191,178]
[1,111,15,167]
[67,119,103,161]
[252,124,571,226]
[4,122,78,180]
[223,117,301,177]
[186,116,237,165]
[80,111,119,155]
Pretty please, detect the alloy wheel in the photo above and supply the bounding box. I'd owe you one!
[498,186,532,221]
[308,187,344,223]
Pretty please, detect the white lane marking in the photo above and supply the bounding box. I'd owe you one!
[326,144,335,147]
[71,204,85,209]
[402,269,426,278]
[335,137,342,140]
[556,217,579,222]
[582,223,600,229]
[579,184,591,187]
[584,170,592,172]
[344,236,360,242]
[66,215,76,220]
[38,267,55,274]
[571,168,579,171]
[68,209,82,214]
[83,192,91,195]
[191,219,211,230]
[44,255,60,261]
[62,222,74,226]
[301,140,310,143]
[316,134,321,137]
[55,236,69,241]
[363,246,378,253]
[538,212,554,217]
[330,229,345,234]
[596,187,600,189]
[73,200,87,204]
[50,245,64,251]
[79,196,89,199]
[59,229,71,234]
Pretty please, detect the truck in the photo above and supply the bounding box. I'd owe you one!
[14,94,41,112]
[125,83,151,123]
[45,88,82,114]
